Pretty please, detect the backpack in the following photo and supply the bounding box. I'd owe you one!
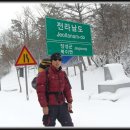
[31,58,51,90]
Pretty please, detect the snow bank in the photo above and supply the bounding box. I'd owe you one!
[104,63,127,79]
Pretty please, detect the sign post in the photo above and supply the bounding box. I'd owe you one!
[46,17,93,90]
[0,78,1,91]
[15,45,37,100]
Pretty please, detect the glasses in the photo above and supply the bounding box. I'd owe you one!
[53,58,62,61]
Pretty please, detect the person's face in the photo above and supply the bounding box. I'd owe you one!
[51,58,62,69]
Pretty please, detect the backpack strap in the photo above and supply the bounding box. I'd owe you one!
[44,68,64,103]
[64,72,72,89]
[45,68,71,103]
[44,67,49,102]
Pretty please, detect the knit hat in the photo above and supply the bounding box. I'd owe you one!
[50,52,62,61]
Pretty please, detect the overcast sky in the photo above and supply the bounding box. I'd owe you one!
[0,2,41,33]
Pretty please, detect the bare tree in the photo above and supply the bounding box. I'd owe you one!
[63,3,97,70]
[34,3,66,61]
[0,30,21,65]
[93,4,129,66]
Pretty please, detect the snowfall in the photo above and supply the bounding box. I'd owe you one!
[1,61,130,128]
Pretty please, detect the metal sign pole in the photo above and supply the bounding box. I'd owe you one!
[0,78,1,91]
[15,46,37,100]
[78,62,84,90]
[25,66,29,100]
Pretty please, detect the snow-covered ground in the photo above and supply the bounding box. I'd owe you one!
[0,64,130,128]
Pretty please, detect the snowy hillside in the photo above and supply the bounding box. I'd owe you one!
[0,65,130,128]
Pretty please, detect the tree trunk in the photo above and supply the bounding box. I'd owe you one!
[87,57,92,66]
[79,56,87,71]
[0,78,1,91]
[91,56,99,67]
[66,67,69,76]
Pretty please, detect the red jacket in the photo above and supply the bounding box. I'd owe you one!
[36,65,73,107]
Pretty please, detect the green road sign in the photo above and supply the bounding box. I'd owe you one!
[45,17,93,56]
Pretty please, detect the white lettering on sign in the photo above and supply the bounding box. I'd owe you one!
[60,43,73,55]
[75,47,87,51]
[57,32,85,40]
[57,22,64,30]
[69,44,72,50]
[61,49,65,54]
[78,26,83,32]
[71,24,77,32]
[64,23,71,31]
[57,22,83,33]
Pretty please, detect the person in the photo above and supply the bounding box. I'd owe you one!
[36,52,74,127]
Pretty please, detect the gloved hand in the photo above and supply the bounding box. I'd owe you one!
[42,114,50,126]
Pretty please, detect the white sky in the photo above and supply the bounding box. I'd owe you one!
[0,2,129,34]
[0,2,41,33]
[0,60,130,128]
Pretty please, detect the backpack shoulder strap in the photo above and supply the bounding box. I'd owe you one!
[44,67,50,102]
[64,71,72,89]
[45,67,49,91]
